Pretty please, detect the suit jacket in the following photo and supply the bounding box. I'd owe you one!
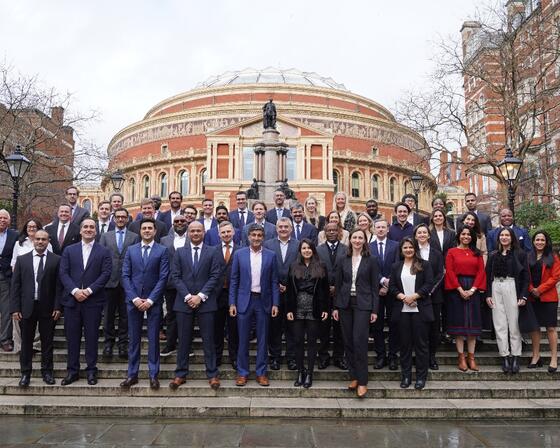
[286,264,329,319]
[214,242,239,306]
[291,221,318,245]
[0,228,18,277]
[171,243,223,314]
[122,242,169,305]
[198,217,218,230]
[95,220,116,242]
[204,226,241,247]
[424,247,444,304]
[59,241,112,308]
[160,232,188,288]
[487,225,532,253]
[229,247,280,314]
[266,208,292,225]
[159,208,185,231]
[128,219,168,243]
[242,221,277,246]
[264,238,300,285]
[388,259,435,323]
[486,249,529,299]
[44,221,81,255]
[229,209,255,230]
[316,242,347,287]
[10,251,61,318]
[429,228,457,258]
[528,255,560,303]
[99,229,140,288]
[334,255,379,313]
[70,205,90,224]
[370,239,399,281]
[392,212,428,226]
[475,210,492,236]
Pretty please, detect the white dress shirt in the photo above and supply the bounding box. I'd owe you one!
[82,241,94,269]
[250,247,263,293]
[203,217,214,232]
[11,238,53,268]
[401,264,419,313]
[57,221,69,241]
[419,243,430,261]
[184,243,207,302]
[173,232,187,249]
[133,241,155,306]
[278,238,290,263]
[32,250,47,300]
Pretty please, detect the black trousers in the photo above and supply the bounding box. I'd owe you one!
[163,288,178,350]
[399,312,430,381]
[176,311,217,378]
[214,289,239,363]
[318,313,344,362]
[19,302,55,375]
[269,293,295,362]
[292,318,320,372]
[339,306,370,386]
[103,286,128,348]
[429,303,442,358]
[373,294,400,358]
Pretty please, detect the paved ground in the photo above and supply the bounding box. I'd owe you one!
[1,416,560,447]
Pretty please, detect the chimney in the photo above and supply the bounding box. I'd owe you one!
[460,21,482,59]
[50,106,64,126]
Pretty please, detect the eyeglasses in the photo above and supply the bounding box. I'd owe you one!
[174,219,187,223]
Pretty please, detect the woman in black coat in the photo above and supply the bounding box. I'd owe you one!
[287,239,329,388]
[333,228,379,398]
[389,237,434,390]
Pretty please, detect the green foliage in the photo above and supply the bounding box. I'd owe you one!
[530,222,560,245]
[515,201,557,229]
[0,200,13,213]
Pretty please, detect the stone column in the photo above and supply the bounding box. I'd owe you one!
[253,129,288,205]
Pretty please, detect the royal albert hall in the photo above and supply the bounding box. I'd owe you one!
[107,68,435,216]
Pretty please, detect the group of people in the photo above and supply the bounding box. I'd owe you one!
[0,185,558,399]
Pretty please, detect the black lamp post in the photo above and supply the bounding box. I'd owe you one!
[410,171,424,212]
[497,147,523,220]
[5,145,31,230]
[110,169,125,192]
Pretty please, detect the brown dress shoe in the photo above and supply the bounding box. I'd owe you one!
[457,353,468,372]
[209,377,220,390]
[235,375,248,387]
[168,376,186,390]
[256,375,270,386]
[467,353,479,371]
[348,380,358,391]
[357,385,368,398]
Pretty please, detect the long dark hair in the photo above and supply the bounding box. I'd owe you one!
[456,225,482,257]
[398,237,424,274]
[529,230,555,269]
[496,227,519,253]
[346,228,371,257]
[18,218,43,246]
[291,239,326,279]
[460,211,482,236]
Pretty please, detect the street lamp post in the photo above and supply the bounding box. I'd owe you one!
[497,147,523,220]
[110,169,125,192]
[5,145,31,230]
[410,171,424,212]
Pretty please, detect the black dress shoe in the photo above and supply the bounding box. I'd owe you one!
[502,356,512,374]
[333,358,348,370]
[120,377,139,388]
[414,379,426,390]
[388,357,399,371]
[511,356,520,374]
[150,377,160,390]
[102,345,113,358]
[287,359,298,370]
[429,358,439,370]
[118,346,128,360]
[270,359,280,370]
[374,356,387,370]
[318,358,330,370]
[303,372,313,389]
[87,373,98,385]
[42,372,55,385]
[231,360,238,370]
[61,373,79,386]
[548,365,558,373]
[527,358,543,369]
[400,376,411,388]
[19,374,30,388]
[294,369,306,387]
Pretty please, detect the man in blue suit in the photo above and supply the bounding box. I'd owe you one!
[230,223,280,387]
[158,191,185,232]
[95,201,115,241]
[204,205,241,246]
[369,218,401,370]
[169,221,223,390]
[265,189,292,225]
[290,203,318,244]
[487,208,532,253]
[242,201,277,245]
[120,218,169,390]
[198,198,218,231]
[59,218,112,386]
[228,191,255,230]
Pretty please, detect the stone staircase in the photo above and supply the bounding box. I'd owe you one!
[0,321,559,419]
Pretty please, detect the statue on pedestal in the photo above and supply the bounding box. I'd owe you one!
[246,178,259,199]
[263,99,277,129]
[279,178,295,200]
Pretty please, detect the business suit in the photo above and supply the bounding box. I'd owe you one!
[95,220,115,241]
[10,251,61,377]
[204,226,241,247]
[430,228,457,259]
[70,205,90,224]
[198,217,218,231]
[229,247,280,377]
[99,229,139,353]
[370,238,400,363]
[392,212,428,227]
[159,209,185,232]
[128,219,168,243]
[59,241,112,377]
[316,242,346,365]
[388,260,434,383]
[0,228,18,346]
[122,242,169,379]
[171,243,223,378]
[291,221,318,245]
[44,221,80,255]
[335,255,379,386]
[229,209,255,230]
[264,238,299,365]
[487,225,532,253]
[242,221,277,246]
[422,247,444,363]
[266,207,292,225]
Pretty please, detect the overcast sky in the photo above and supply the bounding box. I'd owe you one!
[1,0,493,152]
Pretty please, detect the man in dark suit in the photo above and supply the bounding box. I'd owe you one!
[59,218,112,386]
[65,186,90,224]
[242,201,277,245]
[487,208,532,253]
[10,230,61,387]
[316,222,347,370]
[95,200,116,241]
[213,221,239,369]
[264,217,299,370]
[392,194,428,227]
[129,198,167,242]
[0,209,18,352]
[266,189,292,225]
[229,224,280,387]
[99,207,139,359]
[45,204,81,255]
[388,202,414,242]
[121,218,169,390]
[204,205,241,246]
[465,192,492,236]
[134,195,164,221]
[228,191,255,230]
[290,203,318,244]
[159,191,185,232]
[169,221,223,390]
[370,218,401,370]
[198,198,218,231]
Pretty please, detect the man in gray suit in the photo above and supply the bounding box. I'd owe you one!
[99,208,139,359]
[65,186,90,225]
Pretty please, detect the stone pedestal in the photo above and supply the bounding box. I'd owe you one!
[253,128,289,205]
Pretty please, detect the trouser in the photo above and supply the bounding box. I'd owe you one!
[269,293,295,362]
[0,277,13,344]
[292,319,320,372]
[429,303,442,358]
[214,289,238,363]
[339,306,370,386]
[176,311,217,378]
[103,286,128,348]
[237,293,269,377]
[64,303,104,375]
[127,303,161,378]
[373,294,400,358]
[317,313,344,362]
[19,302,55,375]
[163,288,178,350]
[399,312,430,381]
[491,278,522,357]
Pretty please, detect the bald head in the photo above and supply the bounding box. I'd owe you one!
[188,220,204,245]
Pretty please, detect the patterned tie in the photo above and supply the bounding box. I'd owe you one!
[193,246,200,272]
[58,224,65,247]
[378,241,384,262]
[277,208,283,220]
[142,245,149,265]
[117,230,124,253]
[36,254,45,300]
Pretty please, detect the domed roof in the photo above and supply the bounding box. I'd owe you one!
[196,67,348,91]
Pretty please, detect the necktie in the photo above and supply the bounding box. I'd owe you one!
[101,223,106,234]
[142,245,149,265]
[296,224,301,240]
[36,254,45,300]
[224,244,231,264]
[70,207,75,222]
[239,211,245,228]
[329,243,337,264]
[378,241,384,262]
[277,208,283,220]
[58,224,66,247]
[193,246,200,271]
[117,231,124,253]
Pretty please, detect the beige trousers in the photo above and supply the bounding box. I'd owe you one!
[491,278,522,357]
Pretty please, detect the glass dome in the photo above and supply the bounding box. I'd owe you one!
[196,67,348,91]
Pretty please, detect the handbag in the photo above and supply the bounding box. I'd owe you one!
[518,299,540,333]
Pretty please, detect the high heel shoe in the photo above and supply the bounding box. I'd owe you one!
[527,358,543,369]
[548,365,558,373]
[294,369,306,387]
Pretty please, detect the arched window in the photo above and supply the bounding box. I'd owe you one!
[178,170,190,196]
[404,180,410,195]
[333,170,340,193]
[351,172,360,198]
[199,168,207,194]
[159,172,168,197]
[82,199,92,213]
[371,174,379,200]
[129,178,136,202]
[142,175,150,198]
[389,177,396,203]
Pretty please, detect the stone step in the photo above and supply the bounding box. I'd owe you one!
[0,394,559,418]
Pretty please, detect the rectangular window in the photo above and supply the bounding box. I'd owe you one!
[286,147,296,180]
[243,147,254,181]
